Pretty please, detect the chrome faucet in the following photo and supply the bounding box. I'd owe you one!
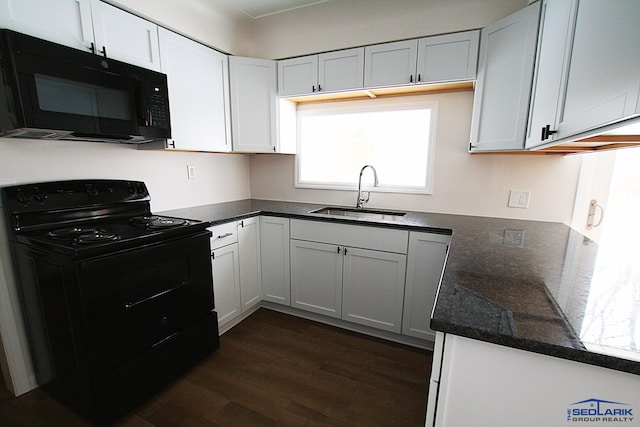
[356,165,379,208]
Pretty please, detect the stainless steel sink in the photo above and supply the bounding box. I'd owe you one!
[310,207,406,221]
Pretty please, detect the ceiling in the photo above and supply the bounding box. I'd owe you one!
[223,0,331,18]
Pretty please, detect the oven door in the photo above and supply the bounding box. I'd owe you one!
[77,231,214,374]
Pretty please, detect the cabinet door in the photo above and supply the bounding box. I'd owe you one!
[0,0,94,52]
[229,57,278,153]
[158,28,231,152]
[318,48,365,92]
[89,0,161,71]
[416,30,479,84]
[342,247,407,333]
[364,39,418,88]
[290,240,343,318]
[525,0,576,149]
[277,55,318,97]
[260,216,290,306]
[557,0,640,139]
[402,232,450,340]
[237,217,262,312]
[469,2,541,152]
[211,243,241,329]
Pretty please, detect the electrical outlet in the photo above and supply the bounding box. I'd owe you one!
[508,190,530,209]
[187,165,196,179]
[504,229,525,247]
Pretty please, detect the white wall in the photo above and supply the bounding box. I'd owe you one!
[250,92,583,223]
[0,140,250,212]
[108,0,252,55]
[246,0,529,59]
[246,0,583,224]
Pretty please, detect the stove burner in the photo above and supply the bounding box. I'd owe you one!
[74,231,120,245]
[147,218,189,230]
[129,215,161,225]
[48,227,100,239]
[130,215,189,230]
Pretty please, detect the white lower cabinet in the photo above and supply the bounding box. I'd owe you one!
[209,223,241,329]
[209,218,261,330]
[237,217,262,312]
[402,232,450,340]
[342,247,406,333]
[290,239,344,318]
[210,242,241,328]
[212,216,449,342]
[289,219,409,331]
[260,216,290,306]
[427,333,640,427]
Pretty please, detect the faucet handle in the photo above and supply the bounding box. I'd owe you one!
[359,191,371,205]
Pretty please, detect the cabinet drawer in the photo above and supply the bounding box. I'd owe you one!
[290,219,408,254]
[209,222,237,249]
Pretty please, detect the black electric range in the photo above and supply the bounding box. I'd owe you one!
[1,179,219,425]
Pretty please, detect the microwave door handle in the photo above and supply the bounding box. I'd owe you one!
[134,81,150,127]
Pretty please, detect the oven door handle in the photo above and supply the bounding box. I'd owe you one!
[124,279,192,309]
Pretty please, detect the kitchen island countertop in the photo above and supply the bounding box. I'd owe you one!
[162,199,640,375]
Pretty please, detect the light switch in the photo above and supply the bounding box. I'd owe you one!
[508,190,530,208]
[187,165,196,179]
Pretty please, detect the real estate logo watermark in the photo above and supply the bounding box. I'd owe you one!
[567,398,634,423]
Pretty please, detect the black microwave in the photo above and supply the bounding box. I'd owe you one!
[0,29,171,144]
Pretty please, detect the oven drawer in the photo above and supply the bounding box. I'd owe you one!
[209,222,237,249]
[77,231,214,373]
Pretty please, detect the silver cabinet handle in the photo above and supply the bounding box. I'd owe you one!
[217,232,233,239]
[586,199,604,229]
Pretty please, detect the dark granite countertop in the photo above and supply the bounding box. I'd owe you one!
[161,199,640,375]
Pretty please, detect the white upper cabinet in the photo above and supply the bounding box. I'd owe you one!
[476,0,640,152]
[229,56,279,153]
[318,48,365,92]
[0,0,161,71]
[469,2,541,152]
[277,48,364,97]
[0,0,94,52]
[555,0,640,140]
[416,31,479,83]
[525,0,576,149]
[278,55,318,96]
[364,31,479,88]
[89,0,160,71]
[158,28,230,152]
[364,39,418,87]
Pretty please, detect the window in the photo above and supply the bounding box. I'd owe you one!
[295,97,438,194]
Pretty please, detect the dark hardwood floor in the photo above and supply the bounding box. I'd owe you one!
[0,309,432,426]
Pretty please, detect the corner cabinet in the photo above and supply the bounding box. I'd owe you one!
[552,0,640,142]
[209,218,262,332]
[0,0,161,71]
[472,0,640,152]
[229,57,279,153]
[237,217,262,312]
[402,232,450,340]
[260,216,291,306]
[156,28,231,152]
[469,2,541,152]
[289,219,408,332]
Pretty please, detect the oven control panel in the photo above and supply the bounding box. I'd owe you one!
[1,179,151,213]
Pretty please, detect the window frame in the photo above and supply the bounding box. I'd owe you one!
[294,97,438,194]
